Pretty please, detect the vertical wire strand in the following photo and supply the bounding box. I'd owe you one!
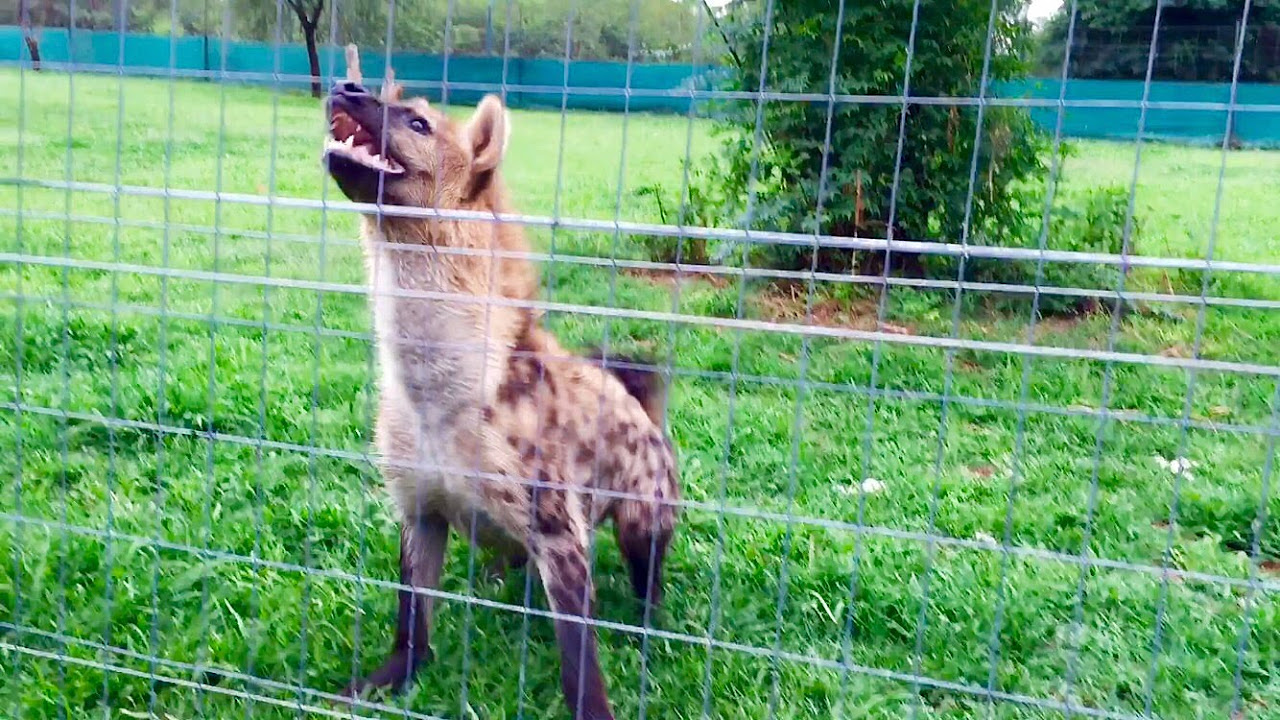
[308,6,382,718]
[1138,3,1254,716]
[448,0,503,714]
[145,0,179,707]
[1059,3,1168,714]
[53,2,81,716]
[251,1,291,716]
[697,1,779,716]
[505,2,542,715]
[496,2,535,715]
[603,1,649,713]
[658,0,713,658]
[341,1,397,706]
[538,0,578,312]
[556,3,652,710]
[367,7,415,718]
[906,2,1003,716]
[94,1,130,709]
[280,0,327,711]
[631,0,712,712]
[1227,382,1280,718]
[833,0,924,711]
[983,1,1082,710]
[662,0,711,383]
[8,12,31,718]
[184,0,235,711]
[333,1,407,713]
[763,0,848,715]
[517,4,587,719]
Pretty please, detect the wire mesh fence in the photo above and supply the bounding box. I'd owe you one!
[2,0,1279,719]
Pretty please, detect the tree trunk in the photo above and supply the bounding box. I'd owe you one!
[303,21,321,98]
[24,34,42,71]
[19,0,41,71]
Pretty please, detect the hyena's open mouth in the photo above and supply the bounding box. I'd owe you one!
[325,95,404,175]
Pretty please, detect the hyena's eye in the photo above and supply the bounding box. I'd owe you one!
[408,117,430,135]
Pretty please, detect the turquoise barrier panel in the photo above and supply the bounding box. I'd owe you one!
[997,78,1280,147]
[4,26,1278,145]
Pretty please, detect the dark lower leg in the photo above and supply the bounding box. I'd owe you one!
[484,548,529,580]
[537,547,614,720]
[344,517,448,697]
[616,513,671,610]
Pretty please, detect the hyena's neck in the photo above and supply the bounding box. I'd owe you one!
[358,202,538,305]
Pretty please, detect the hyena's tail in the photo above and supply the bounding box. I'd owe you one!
[583,347,667,427]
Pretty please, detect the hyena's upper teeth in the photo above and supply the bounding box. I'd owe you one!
[343,136,355,147]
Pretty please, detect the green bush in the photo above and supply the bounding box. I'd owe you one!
[953,184,1137,316]
[630,165,729,265]
[696,0,1048,274]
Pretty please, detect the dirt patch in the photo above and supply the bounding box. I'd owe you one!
[1261,560,1280,575]
[1032,314,1087,340]
[622,267,732,290]
[749,282,914,334]
[967,464,997,479]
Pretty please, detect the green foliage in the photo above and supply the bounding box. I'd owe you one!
[1036,1,1280,82]
[16,0,707,61]
[954,184,1137,316]
[699,0,1049,276]
[631,163,729,265]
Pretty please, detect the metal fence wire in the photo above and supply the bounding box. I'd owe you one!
[2,0,1279,719]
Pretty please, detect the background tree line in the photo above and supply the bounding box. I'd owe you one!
[1035,0,1280,83]
[12,0,709,62]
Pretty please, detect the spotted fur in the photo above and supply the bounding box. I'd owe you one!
[324,46,679,720]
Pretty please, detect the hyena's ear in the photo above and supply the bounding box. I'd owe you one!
[464,94,510,174]
[381,66,403,102]
[344,44,362,84]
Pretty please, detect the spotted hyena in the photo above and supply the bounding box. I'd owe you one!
[321,46,680,720]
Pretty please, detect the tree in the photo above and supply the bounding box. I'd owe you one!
[699,0,1045,273]
[1036,1,1280,82]
[19,0,41,70]
[284,0,325,97]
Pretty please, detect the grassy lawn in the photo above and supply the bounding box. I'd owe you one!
[1,69,1278,719]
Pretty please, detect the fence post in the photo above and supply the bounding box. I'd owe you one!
[203,0,210,80]
[484,0,494,55]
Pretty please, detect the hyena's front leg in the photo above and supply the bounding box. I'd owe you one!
[344,515,448,697]
[527,478,614,720]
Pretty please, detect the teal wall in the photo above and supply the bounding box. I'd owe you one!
[1002,77,1280,148]
[0,26,710,113]
[4,26,1279,147]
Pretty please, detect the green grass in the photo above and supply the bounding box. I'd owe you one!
[1,69,1278,719]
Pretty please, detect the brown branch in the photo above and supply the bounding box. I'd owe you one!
[382,66,403,102]
[700,0,743,70]
[283,0,323,29]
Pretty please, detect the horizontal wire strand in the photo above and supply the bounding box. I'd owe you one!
[4,208,1279,312]
[2,423,1276,596]
[7,58,1280,115]
[4,252,1278,377]
[6,177,1280,277]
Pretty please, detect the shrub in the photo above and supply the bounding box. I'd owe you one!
[696,0,1048,274]
[954,184,1137,316]
[630,167,726,265]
